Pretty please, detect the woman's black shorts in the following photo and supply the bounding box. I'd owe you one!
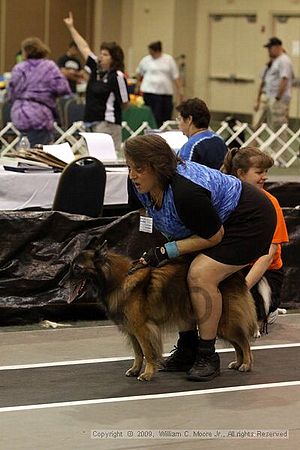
[202,182,277,266]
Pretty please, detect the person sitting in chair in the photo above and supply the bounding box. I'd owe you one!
[177,98,227,169]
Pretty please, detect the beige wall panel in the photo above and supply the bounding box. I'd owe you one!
[210,16,235,77]
[209,80,233,111]
[233,83,256,112]
[173,0,197,97]
[120,0,134,75]
[93,0,128,72]
[92,0,103,53]
[208,14,257,113]
[209,81,254,113]
[100,0,122,43]
[4,0,46,71]
[288,95,300,125]
[93,0,127,68]
[0,0,4,72]
[195,0,300,117]
[49,0,94,63]
[235,16,256,79]
[131,0,175,73]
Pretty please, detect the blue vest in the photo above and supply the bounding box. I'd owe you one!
[133,161,242,240]
[179,130,224,161]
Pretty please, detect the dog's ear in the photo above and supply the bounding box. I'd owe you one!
[99,239,108,252]
[94,239,108,261]
[88,236,102,250]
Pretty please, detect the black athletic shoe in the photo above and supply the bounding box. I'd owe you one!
[160,345,196,372]
[186,352,220,381]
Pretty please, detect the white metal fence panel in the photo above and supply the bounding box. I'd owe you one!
[1,120,299,167]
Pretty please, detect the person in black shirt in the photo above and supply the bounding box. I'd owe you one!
[57,41,85,93]
[63,12,129,152]
[177,98,227,169]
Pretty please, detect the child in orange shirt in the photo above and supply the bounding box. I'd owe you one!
[222,147,289,327]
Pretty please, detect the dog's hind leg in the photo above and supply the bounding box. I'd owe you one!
[228,335,253,372]
[227,340,244,370]
[237,335,253,372]
[125,334,144,377]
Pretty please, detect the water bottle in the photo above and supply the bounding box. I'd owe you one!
[17,135,30,150]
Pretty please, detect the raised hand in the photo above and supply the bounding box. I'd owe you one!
[63,11,74,28]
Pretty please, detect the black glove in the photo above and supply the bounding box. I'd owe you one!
[141,246,169,268]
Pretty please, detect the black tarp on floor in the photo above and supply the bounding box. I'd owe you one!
[266,181,300,208]
[0,207,299,324]
[0,211,165,324]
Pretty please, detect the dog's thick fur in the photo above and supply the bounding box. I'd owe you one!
[69,246,257,381]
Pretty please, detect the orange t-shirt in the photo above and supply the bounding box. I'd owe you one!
[263,189,289,270]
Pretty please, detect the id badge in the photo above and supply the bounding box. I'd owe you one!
[139,215,153,233]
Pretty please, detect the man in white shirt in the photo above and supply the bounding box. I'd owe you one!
[262,37,294,132]
[135,41,183,127]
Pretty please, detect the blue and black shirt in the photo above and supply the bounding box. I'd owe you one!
[128,161,242,241]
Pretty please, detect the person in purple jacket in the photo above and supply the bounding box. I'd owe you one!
[7,37,71,147]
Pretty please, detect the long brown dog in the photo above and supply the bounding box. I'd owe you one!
[69,244,257,381]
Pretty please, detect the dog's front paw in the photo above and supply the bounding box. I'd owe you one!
[238,363,252,372]
[228,360,241,370]
[125,367,141,377]
[137,372,153,381]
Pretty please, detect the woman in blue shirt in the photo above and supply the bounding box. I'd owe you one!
[177,98,227,169]
[126,134,276,382]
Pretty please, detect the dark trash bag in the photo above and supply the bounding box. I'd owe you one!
[0,208,299,325]
[0,210,165,324]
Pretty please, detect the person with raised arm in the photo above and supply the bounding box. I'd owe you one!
[63,12,129,152]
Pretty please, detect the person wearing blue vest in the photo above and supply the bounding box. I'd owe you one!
[177,98,227,169]
[125,134,276,382]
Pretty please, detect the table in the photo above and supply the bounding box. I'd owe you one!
[0,166,128,210]
[122,105,157,140]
